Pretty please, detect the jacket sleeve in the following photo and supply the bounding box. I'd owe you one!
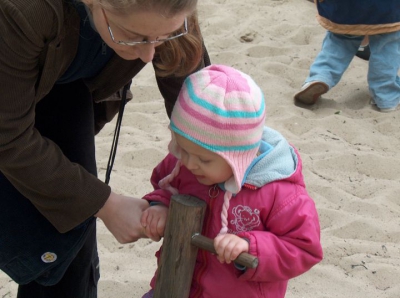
[0,1,110,233]
[142,154,179,206]
[237,186,323,282]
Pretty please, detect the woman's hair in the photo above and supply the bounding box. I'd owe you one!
[154,12,204,77]
[99,0,197,15]
[98,0,204,77]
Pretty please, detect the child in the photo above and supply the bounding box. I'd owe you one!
[141,65,323,298]
[294,0,400,112]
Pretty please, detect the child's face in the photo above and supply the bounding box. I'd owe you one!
[175,133,233,186]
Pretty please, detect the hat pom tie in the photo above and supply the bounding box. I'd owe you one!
[219,191,232,235]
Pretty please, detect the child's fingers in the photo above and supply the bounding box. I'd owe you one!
[213,234,225,250]
[214,235,231,263]
[147,214,160,239]
[148,230,161,242]
[150,206,167,237]
[149,217,159,238]
[142,212,156,240]
[154,216,167,241]
[140,209,149,228]
[227,244,244,261]
[214,235,249,263]
[145,224,161,242]
[140,206,168,242]
[221,240,237,263]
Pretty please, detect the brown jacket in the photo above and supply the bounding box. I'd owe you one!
[0,0,209,232]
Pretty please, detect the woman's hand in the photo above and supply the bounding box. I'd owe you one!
[214,234,249,264]
[95,191,150,243]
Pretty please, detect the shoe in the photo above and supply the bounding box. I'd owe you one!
[294,81,329,105]
[355,44,370,61]
[379,106,398,113]
[370,98,398,113]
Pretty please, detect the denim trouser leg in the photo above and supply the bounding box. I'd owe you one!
[368,31,400,109]
[306,32,364,89]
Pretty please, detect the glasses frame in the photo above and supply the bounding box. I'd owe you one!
[102,8,188,46]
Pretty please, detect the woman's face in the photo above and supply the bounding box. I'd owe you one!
[85,1,188,62]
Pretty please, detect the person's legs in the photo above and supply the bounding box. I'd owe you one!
[306,32,362,87]
[295,32,363,104]
[14,80,100,297]
[368,31,400,111]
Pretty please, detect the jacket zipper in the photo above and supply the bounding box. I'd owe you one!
[192,189,217,297]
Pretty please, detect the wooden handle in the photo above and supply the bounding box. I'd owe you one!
[191,234,258,269]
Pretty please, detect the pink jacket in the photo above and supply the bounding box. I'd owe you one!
[143,128,323,297]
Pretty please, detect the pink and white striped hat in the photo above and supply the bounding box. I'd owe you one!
[169,64,266,194]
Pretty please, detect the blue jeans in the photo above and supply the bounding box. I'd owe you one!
[305,31,400,109]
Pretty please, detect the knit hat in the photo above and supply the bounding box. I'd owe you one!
[160,64,266,234]
[170,64,265,192]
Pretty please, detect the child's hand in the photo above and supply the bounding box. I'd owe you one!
[140,204,168,242]
[214,234,249,264]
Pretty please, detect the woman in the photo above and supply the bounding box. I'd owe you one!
[0,0,210,297]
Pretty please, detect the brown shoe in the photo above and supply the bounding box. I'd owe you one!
[294,81,329,105]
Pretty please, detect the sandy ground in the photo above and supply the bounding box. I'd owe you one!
[1,0,399,297]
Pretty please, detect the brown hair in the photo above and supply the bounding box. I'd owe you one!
[154,12,203,77]
[98,0,197,15]
[96,0,204,77]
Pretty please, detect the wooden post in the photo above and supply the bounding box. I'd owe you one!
[153,194,207,298]
[153,194,259,298]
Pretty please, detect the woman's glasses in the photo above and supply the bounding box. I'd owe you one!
[102,8,188,46]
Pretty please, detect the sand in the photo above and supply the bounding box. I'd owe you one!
[1,0,399,297]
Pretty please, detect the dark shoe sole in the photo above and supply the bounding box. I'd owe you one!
[294,82,329,105]
[355,45,370,61]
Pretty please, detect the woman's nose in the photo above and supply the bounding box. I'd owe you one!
[137,43,156,63]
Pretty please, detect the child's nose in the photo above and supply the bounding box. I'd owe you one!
[185,155,198,170]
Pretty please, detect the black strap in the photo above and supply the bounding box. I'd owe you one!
[105,84,129,185]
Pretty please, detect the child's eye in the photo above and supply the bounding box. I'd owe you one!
[199,158,211,164]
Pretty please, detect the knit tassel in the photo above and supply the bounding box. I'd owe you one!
[219,190,232,235]
[158,160,181,195]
